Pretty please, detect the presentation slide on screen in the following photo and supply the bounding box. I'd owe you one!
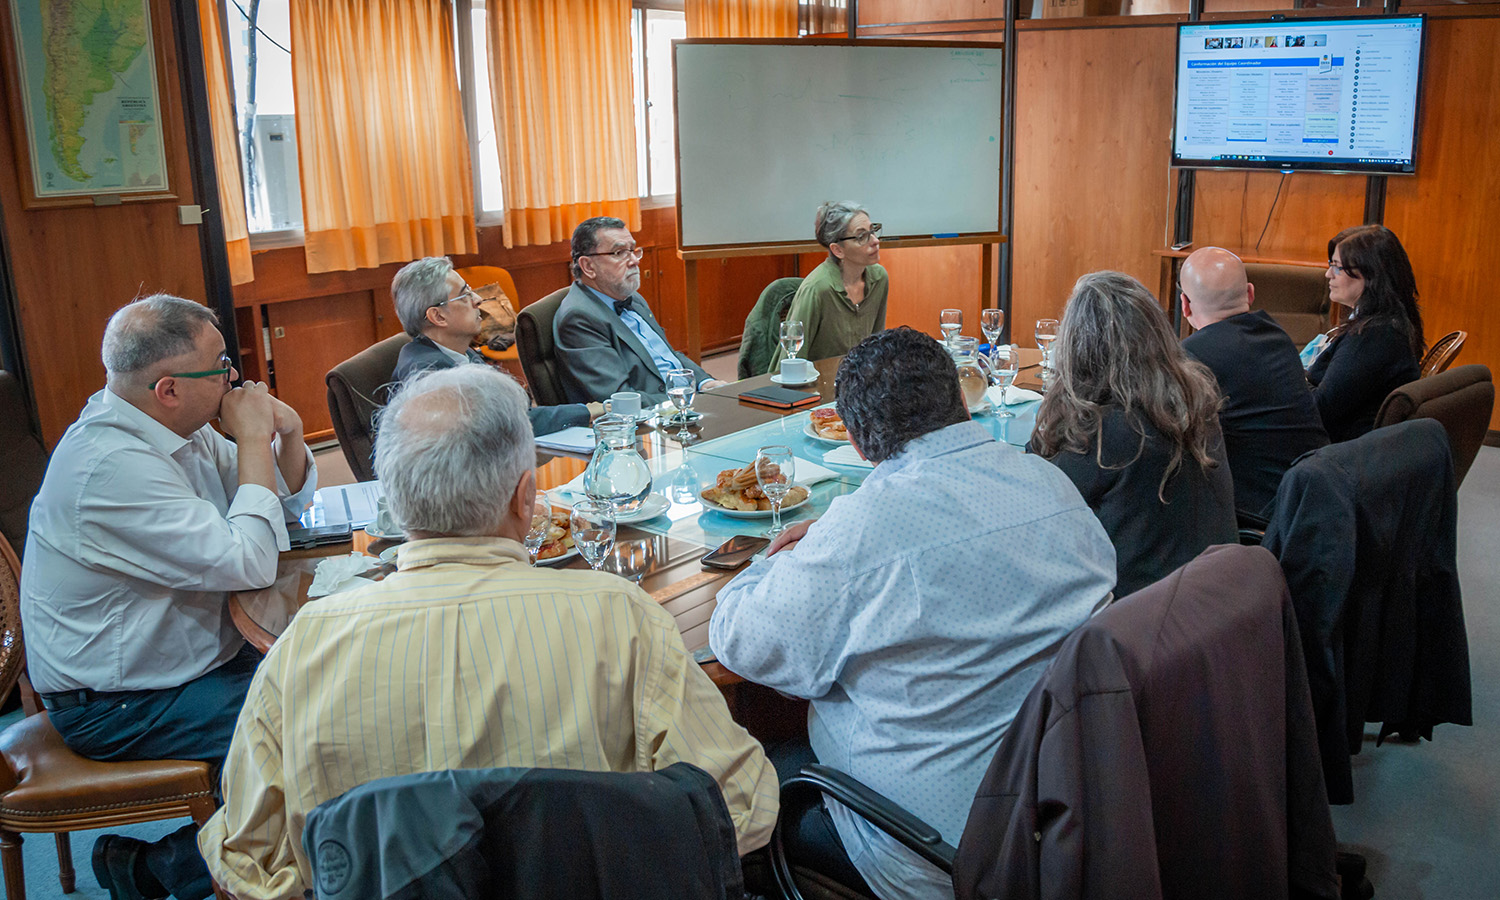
[1174,18,1422,167]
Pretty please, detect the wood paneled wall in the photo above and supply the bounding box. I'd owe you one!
[0,0,206,446]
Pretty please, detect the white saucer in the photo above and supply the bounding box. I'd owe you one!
[615,494,671,523]
[771,372,818,387]
[967,398,994,416]
[363,522,405,542]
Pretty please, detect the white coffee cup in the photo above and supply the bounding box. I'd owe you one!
[605,391,642,417]
[780,358,814,382]
[372,498,401,537]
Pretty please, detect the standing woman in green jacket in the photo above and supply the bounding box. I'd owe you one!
[771,201,890,367]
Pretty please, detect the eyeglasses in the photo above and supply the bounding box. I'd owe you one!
[1327,260,1356,276]
[579,246,645,263]
[149,352,234,390]
[835,223,883,246]
[435,285,481,308]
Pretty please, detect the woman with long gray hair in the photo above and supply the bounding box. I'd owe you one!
[770,201,890,368]
[1029,271,1237,598]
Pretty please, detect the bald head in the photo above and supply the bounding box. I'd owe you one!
[1179,247,1254,330]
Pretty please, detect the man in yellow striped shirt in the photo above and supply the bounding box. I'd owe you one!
[198,366,779,899]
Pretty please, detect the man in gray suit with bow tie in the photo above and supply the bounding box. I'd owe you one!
[554,217,725,405]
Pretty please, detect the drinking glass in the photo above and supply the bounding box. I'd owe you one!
[605,538,655,584]
[524,497,553,566]
[990,344,1020,419]
[1035,318,1060,371]
[754,445,795,538]
[569,500,617,571]
[980,308,1004,349]
[665,368,697,429]
[779,320,805,360]
[939,309,963,346]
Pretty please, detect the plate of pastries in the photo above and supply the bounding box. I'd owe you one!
[700,463,811,518]
[804,408,849,444]
[536,510,579,565]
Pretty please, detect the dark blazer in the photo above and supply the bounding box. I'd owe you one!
[1261,418,1470,805]
[1035,408,1237,598]
[301,763,743,900]
[1306,317,1420,442]
[953,544,1339,900]
[392,334,590,436]
[553,282,710,405]
[1183,310,1329,517]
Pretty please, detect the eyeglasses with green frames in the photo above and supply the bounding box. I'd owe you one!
[149,352,234,390]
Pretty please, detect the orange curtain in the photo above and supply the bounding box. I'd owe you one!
[198,0,253,284]
[687,0,799,38]
[486,0,640,249]
[289,0,476,274]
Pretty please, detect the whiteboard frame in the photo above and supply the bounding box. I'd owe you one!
[672,38,1006,257]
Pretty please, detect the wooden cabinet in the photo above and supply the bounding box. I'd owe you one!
[263,292,379,441]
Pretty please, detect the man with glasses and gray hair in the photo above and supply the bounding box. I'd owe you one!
[21,293,316,900]
[389,256,600,434]
[553,216,725,404]
[199,365,778,899]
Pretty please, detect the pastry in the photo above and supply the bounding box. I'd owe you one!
[701,463,810,511]
[810,408,849,441]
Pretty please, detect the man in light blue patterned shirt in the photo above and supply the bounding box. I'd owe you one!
[711,327,1116,900]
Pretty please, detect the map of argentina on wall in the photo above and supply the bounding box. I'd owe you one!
[7,0,170,202]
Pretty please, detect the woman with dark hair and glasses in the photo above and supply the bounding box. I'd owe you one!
[1310,224,1425,441]
[770,201,889,368]
[1029,272,1237,598]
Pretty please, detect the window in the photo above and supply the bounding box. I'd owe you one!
[225,0,302,235]
[632,6,686,198]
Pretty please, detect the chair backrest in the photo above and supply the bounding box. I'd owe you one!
[0,533,23,708]
[1243,263,1330,347]
[515,287,570,408]
[303,763,742,900]
[454,265,519,307]
[325,333,413,482]
[1419,330,1467,378]
[738,276,804,379]
[1374,363,1493,487]
[0,371,48,558]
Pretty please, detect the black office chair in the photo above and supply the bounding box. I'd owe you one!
[325,334,411,482]
[303,763,743,900]
[774,545,1339,900]
[515,288,571,408]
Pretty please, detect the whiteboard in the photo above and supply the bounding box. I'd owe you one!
[675,41,1004,250]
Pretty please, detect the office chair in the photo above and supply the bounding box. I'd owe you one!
[1418,330,1466,378]
[0,535,220,900]
[325,333,412,482]
[1374,364,1492,487]
[515,287,571,408]
[454,265,526,380]
[774,545,1338,900]
[0,372,48,560]
[737,276,803,378]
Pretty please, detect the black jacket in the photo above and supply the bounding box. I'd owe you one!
[1306,317,1420,442]
[953,544,1338,900]
[1183,310,1329,517]
[1261,418,1470,804]
[393,334,591,436]
[301,763,744,900]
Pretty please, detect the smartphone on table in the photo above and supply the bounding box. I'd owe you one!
[701,534,771,570]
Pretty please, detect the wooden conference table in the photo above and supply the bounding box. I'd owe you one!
[230,349,1049,691]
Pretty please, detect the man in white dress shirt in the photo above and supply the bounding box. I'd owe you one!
[21,294,316,900]
[710,327,1116,900]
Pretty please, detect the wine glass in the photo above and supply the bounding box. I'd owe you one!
[569,500,616,571]
[779,320,805,361]
[754,445,795,538]
[980,308,1004,349]
[1035,317,1060,371]
[605,538,655,584]
[939,309,963,346]
[990,344,1020,419]
[524,497,553,566]
[665,368,697,430]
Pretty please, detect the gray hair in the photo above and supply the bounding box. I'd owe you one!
[374,365,535,537]
[570,216,628,279]
[102,293,219,383]
[814,201,867,253]
[391,257,455,337]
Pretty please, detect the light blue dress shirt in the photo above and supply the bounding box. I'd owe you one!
[710,420,1116,900]
[580,284,711,389]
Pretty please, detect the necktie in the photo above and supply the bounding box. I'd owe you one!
[613,297,634,317]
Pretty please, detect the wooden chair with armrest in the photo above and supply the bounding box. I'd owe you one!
[514,288,572,408]
[0,534,222,900]
[1419,330,1467,378]
[325,333,413,482]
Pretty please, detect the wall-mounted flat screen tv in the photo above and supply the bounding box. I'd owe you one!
[1172,15,1425,174]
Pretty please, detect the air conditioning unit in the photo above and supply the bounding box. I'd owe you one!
[252,114,302,231]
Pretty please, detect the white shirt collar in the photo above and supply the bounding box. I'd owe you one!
[100,386,193,456]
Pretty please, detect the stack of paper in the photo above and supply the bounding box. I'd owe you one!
[303,482,384,528]
[535,426,597,454]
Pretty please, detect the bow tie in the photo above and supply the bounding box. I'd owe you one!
[613,297,634,317]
